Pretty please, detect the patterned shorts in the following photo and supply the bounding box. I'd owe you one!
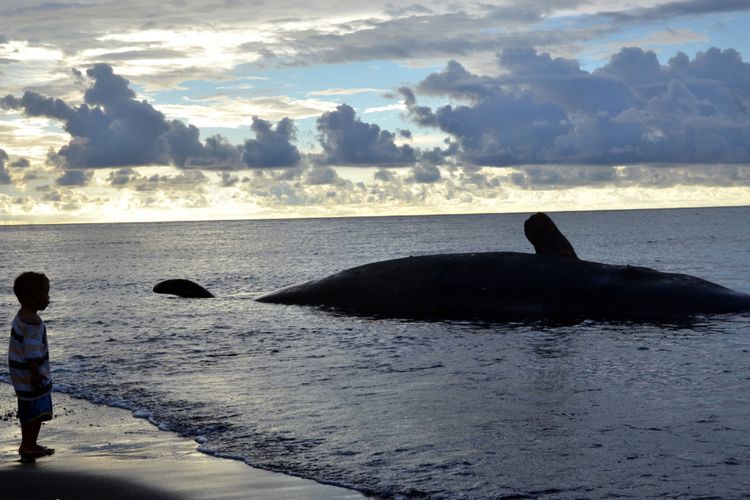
[18,394,53,423]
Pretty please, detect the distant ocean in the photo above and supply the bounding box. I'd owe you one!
[2,207,749,498]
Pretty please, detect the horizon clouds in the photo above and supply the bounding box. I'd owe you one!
[1,0,749,221]
[3,46,749,178]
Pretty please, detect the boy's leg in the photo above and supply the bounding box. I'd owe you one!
[20,420,43,451]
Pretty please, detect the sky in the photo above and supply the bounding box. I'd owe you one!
[1,0,749,224]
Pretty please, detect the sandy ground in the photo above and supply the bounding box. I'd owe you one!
[0,391,365,499]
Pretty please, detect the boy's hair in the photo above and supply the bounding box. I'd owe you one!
[13,272,49,305]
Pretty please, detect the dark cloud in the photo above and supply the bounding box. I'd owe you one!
[93,49,190,61]
[242,117,301,168]
[382,3,434,16]
[0,148,11,184]
[599,0,750,23]
[9,157,30,168]
[43,191,62,202]
[56,169,93,186]
[305,166,340,185]
[220,172,239,187]
[1,92,75,121]
[185,134,243,169]
[273,167,303,181]
[498,48,633,114]
[510,166,617,187]
[107,167,136,186]
[106,169,208,192]
[410,164,441,183]
[403,46,750,165]
[317,104,416,165]
[2,64,269,170]
[248,4,600,67]
[509,164,750,188]
[133,171,207,191]
[409,59,571,165]
[374,168,396,182]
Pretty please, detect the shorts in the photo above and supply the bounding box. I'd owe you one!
[18,394,53,423]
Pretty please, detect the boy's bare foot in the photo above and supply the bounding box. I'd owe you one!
[18,444,54,462]
[18,447,45,463]
[34,445,55,456]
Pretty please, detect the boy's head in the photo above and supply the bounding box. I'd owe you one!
[13,272,50,310]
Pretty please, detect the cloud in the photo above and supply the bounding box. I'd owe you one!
[402,46,750,165]
[409,164,441,183]
[316,104,416,166]
[106,168,208,191]
[220,172,239,187]
[242,117,301,168]
[56,169,93,186]
[0,149,11,184]
[2,64,257,170]
[156,95,336,128]
[307,88,383,96]
[599,0,750,23]
[9,157,30,168]
[508,164,750,188]
[107,167,136,186]
[374,168,397,182]
[2,64,318,171]
[305,166,340,185]
[250,4,603,67]
[43,191,62,202]
[184,134,243,169]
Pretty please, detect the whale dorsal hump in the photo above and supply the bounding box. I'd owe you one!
[524,212,578,259]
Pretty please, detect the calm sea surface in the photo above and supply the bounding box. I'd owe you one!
[1,208,749,498]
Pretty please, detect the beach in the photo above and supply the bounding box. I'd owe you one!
[0,391,365,499]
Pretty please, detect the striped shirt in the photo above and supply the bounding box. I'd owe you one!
[8,314,52,401]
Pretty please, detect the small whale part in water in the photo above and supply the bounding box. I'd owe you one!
[153,279,214,298]
[256,213,750,320]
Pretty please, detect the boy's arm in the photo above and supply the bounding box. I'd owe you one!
[22,322,48,391]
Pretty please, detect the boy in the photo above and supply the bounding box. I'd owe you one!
[9,272,55,462]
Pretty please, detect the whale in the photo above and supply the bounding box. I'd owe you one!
[257,212,749,320]
[256,252,750,320]
[153,279,214,298]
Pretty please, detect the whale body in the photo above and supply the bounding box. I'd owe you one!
[256,252,750,320]
[153,279,214,298]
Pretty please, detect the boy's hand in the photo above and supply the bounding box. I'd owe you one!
[30,372,43,391]
[29,363,44,391]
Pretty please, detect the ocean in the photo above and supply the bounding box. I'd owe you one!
[1,207,749,498]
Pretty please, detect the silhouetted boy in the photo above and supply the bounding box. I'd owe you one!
[9,272,55,462]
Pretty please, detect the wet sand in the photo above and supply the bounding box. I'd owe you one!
[0,391,365,499]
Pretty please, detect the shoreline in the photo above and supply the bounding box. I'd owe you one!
[0,391,366,499]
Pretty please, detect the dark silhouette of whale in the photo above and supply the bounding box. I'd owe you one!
[257,213,750,320]
[153,279,214,298]
[256,252,750,319]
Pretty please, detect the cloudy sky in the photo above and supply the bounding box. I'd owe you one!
[1,0,749,223]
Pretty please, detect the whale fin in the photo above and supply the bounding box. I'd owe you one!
[524,212,578,259]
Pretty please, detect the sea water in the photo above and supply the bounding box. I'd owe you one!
[1,207,749,498]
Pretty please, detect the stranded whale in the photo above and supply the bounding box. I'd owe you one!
[257,214,750,320]
[153,279,214,298]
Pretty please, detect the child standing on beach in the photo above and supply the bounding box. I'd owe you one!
[8,272,55,462]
